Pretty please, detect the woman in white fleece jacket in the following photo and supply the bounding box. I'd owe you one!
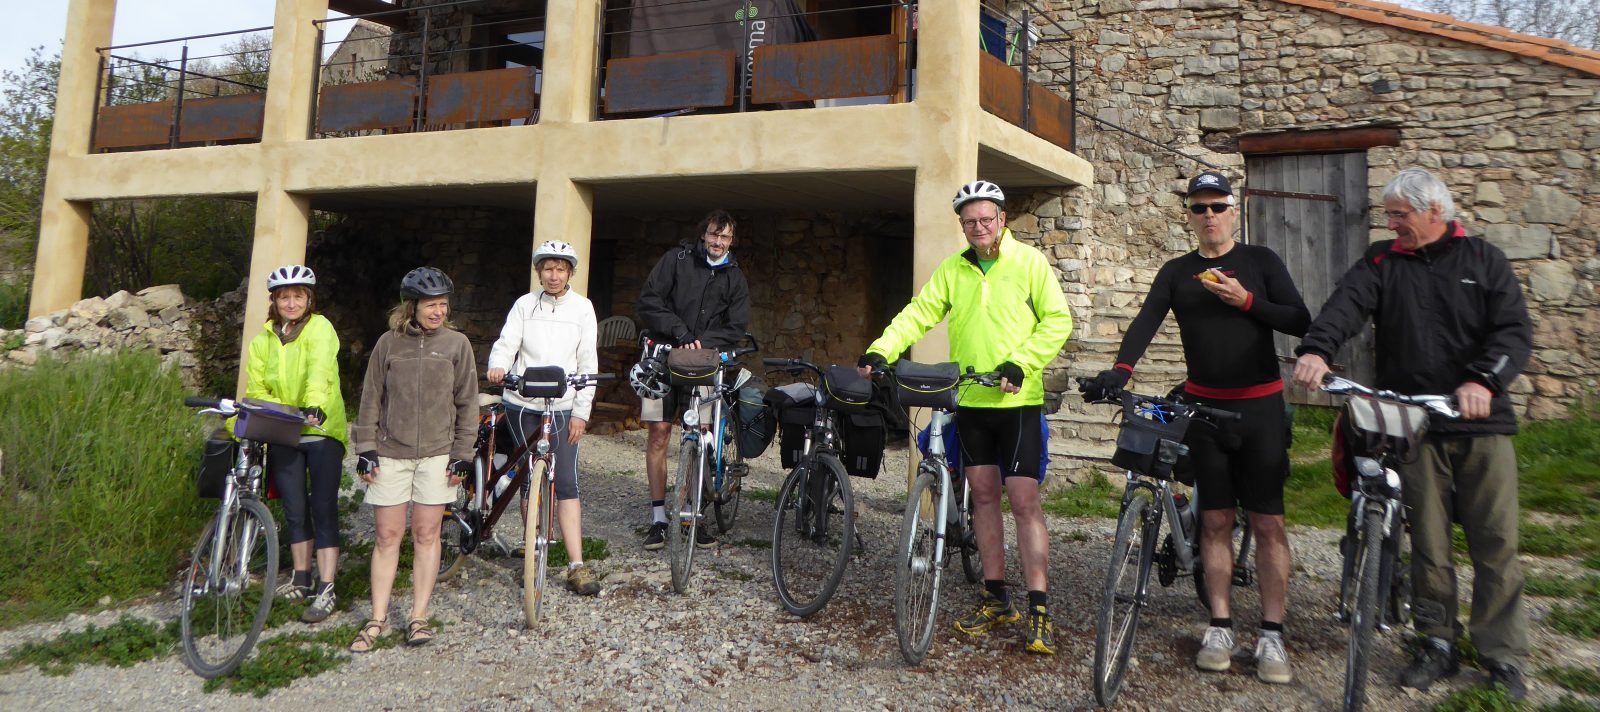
[486,240,603,595]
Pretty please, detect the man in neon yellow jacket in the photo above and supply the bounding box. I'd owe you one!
[859,180,1073,655]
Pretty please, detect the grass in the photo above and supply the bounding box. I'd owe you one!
[745,486,779,503]
[2,331,23,351]
[1526,575,1600,599]
[1548,596,1600,639]
[202,619,419,697]
[0,279,28,330]
[1041,467,1122,519]
[1538,697,1600,712]
[1431,684,1522,711]
[1542,666,1600,696]
[0,351,210,627]
[0,616,177,676]
[547,536,611,569]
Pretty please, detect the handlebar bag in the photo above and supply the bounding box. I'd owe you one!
[1342,395,1428,459]
[234,398,308,447]
[821,365,872,414]
[1109,391,1192,481]
[666,348,719,387]
[894,360,961,411]
[518,365,568,399]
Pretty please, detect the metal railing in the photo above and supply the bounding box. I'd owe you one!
[92,28,273,151]
[978,0,1080,151]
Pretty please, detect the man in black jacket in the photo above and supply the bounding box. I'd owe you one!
[1293,168,1532,701]
[635,209,751,550]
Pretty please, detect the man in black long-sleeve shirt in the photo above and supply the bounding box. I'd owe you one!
[1081,172,1310,684]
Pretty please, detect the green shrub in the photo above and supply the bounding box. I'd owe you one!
[1541,666,1600,696]
[1431,683,1523,711]
[0,279,27,330]
[0,351,209,626]
[0,616,177,675]
[1041,468,1122,519]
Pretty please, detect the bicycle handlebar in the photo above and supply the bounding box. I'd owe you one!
[184,396,223,409]
[1075,377,1242,422]
[501,371,616,391]
[1320,375,1461,419]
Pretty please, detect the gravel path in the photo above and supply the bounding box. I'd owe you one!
[2,430,1595,710]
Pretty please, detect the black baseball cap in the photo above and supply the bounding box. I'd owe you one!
[1185,172,1234,198]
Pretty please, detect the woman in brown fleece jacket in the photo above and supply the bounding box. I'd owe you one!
[347,267,477,651]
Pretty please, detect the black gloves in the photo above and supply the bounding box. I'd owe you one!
[857,352,889,373]
[302,406,326,424]
[356,451,379,476]
[1079,368,1131,402]
[447,458,471,477]
[997,361,1025,387]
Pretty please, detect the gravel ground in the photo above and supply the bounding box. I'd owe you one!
[3,429,1596,711]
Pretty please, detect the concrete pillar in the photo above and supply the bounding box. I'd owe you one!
[532,177,596,295]
[261,0,329,144]
[539,0,602,124]
[28,0,116,317]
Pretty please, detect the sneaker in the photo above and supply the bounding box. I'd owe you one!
[565,563,601,596]
[694,525,717,549]
[1254,631,1293,684]
[1025,606,1055,655]
[275,579,311,600]
[1196,626,1236,672]
[301,582,337,624]
[643,522,667,551]
[1399,643,1459,690]
[1484,661,1527,703]
[954,590,1021,636]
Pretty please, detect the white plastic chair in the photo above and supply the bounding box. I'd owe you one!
[596,315,637,348]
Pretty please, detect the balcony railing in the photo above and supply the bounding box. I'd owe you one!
[91,27,273,152]
[976,1,1078,152]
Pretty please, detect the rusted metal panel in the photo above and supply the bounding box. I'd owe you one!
[1239,127,1400,155]
[93,102,173,150]
[317,79,417,134]
[750,34,899,105]
[604,50,735,114]
[1027,83,1074,152]
[977,51,1022,125]
[178,93,266,143]
[426,67,539,126]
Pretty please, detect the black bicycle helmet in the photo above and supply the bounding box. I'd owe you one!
[400,267,454,300]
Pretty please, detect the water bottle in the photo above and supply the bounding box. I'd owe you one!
[493,472,513,499]
[1175,492,1196,544]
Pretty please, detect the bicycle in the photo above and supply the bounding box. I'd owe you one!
[887,361,1000,664]
[662,335,760,594]
[179,396,314,678]
[762,356,869,617]
[1079,385,1241,707]
[437,367,612,626]
[1320,375,1457,712]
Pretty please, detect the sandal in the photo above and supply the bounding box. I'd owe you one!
[405,617,435,647]
[350,618,386,653]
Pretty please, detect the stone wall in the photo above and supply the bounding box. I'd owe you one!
[1003,0,1600,472]
[2,285,201,386]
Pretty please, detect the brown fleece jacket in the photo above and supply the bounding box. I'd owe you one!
[350,324,478,461]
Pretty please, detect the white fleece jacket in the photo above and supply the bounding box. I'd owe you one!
[487,289,599,420]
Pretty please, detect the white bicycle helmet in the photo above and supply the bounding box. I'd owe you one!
[628,361,669,399]
[951,180,1006,213]
[266,264,316,291]
[533,240,579,269]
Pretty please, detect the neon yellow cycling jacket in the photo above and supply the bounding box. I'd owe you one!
[866,229,1073,408]
[244,314,349,447]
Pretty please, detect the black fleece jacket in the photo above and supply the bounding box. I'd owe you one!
[636,243,751,350]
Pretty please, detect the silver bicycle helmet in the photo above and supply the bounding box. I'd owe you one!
[400,266,454,299]
[951,180,1006,213]
[628,361,669,399]
[266,264,316,291]
[533,240,579,269]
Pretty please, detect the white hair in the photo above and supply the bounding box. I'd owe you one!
[1382,168,1455,221]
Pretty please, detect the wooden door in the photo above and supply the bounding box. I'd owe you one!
[1244,151,1375,405]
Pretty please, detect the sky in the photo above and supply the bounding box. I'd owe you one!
[3,1,352,78]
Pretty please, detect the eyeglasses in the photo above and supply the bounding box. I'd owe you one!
[1384,210,1413,221]
[704,230,734,243]
[960,216,998,231]
[1188,203,1231,215]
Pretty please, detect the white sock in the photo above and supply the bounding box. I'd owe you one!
[652,504,667,523]
[568,560,582,570]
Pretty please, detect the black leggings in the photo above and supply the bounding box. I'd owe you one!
[269,437,345,549]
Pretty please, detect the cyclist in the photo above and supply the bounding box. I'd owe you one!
[634,209,751,550]
[1293,167,1532,701]
[1080,172,1310,684]
[247,264,348,624]
[348,267,477,651]
[487,240,604,596]
[857,180,1073,655]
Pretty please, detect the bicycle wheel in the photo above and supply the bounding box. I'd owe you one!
[894,470,945,664]
[771,455,854,617]
[959,478,982,584]
[1193,508,1251,611]
[713,426,744,534]
[180,498,278,679]
[1342,508,1385,712]
[437,478,472,582]
[523,459,553,625]
[667,440,702,594]
[1093,494,1158,707]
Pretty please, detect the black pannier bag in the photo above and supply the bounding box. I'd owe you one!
[821,365,871,413]
[734,385,775,458]
[765,383,816,470]
[666,348,719,387]
[518,365,568,399]
[1109,391,1193,481]
[839,409,886,478]
[197,428,236,498]
[894,360,962,411]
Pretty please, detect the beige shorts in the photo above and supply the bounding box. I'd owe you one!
[640,385,716,423]
[366,454,456,507]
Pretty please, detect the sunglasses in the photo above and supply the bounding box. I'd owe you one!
[1189,202,1231,215]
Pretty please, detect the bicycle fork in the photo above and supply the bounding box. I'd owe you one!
[909,463,952,578]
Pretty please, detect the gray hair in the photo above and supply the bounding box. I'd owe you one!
[1382,168,1455,221]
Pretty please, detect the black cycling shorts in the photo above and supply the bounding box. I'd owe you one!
[1184,392,1289,515]
[956,405,1044,481]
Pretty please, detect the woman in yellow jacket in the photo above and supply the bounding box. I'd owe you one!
[246,265,349,624]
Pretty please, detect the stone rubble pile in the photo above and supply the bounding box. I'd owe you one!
[1,285,201,387]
